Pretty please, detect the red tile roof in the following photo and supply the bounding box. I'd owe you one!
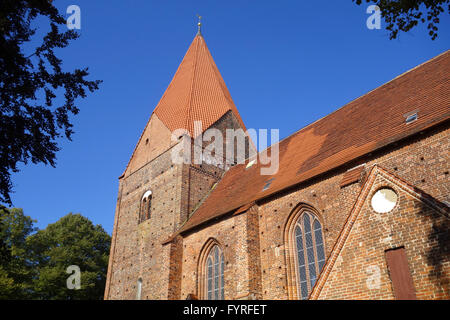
[153,34,246,137]
[177,50,450,235]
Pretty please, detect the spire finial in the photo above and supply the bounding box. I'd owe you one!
[196,14,202,35]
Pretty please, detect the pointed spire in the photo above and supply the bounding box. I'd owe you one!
[153,31,246,137]
[196,14,202,36]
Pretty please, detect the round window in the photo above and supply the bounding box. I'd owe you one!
[371,188,398,213]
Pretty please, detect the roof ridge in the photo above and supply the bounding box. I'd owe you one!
[152,38,197,117]
[263,49,450,152]
[175,49,449,234]
[120,38,200,178]
[201,36,247,132]
[153,33,248,137]
[186,35,201,136]
[119,113,170,178]
[207,42,247,131]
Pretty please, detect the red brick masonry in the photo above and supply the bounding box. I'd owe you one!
[104,39,450,300]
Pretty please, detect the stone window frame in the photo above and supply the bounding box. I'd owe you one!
[284,203,326,300]
[197,238,225,300]
[139,190,152,223]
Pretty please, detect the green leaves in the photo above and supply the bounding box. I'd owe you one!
[28,213,111,300]
[0,209,111,299]
[0,207,36,299]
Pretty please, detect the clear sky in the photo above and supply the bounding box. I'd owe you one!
[9,0,450,234]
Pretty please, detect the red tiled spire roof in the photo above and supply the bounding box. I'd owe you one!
[153,34,246,137]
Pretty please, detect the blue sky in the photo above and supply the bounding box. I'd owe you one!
[9,1,450,234]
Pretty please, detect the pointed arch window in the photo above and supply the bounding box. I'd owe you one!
[206,245,224,300]
[294,211,326,299]
[199,241,225,300]
[139,190,152,223]
[285,205,326,300]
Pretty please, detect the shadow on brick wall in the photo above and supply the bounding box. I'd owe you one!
[416,197,450,297]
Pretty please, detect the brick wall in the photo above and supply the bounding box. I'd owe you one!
[180,213,252,299]
[177,124,449,300]
[256,124,449,299]
[105,111,448,300]
[105,110,252,300]
[315,171,449,299]
[105,144,184,299]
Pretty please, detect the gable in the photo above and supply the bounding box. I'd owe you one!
[310,166,450,299]
[123,114,175,177]
[121,35,249,178]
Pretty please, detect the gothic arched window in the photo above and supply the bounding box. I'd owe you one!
[285,206,326,300]
[198,240,225,300]
[139,190,152,223]
[206,245,224,300]
[294,212,325,299]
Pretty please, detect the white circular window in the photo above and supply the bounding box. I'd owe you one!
[371,188,398,213]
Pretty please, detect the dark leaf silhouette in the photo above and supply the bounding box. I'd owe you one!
[0,0,102,204]
[354,0,449,40]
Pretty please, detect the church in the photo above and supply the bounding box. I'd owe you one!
[104,25,450,300]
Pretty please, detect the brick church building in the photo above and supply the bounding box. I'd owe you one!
[104,29,450,300]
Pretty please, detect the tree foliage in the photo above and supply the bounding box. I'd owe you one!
[354,0,449,40]
[27,213,111,300]
[0,0,101,205]
[0,209,111,300]
[0,207,36,299]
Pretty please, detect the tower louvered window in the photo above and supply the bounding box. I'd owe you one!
[206,245,224,300]
[294,211,326,299]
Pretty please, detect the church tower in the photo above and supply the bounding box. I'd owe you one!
[104,28,252,300]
